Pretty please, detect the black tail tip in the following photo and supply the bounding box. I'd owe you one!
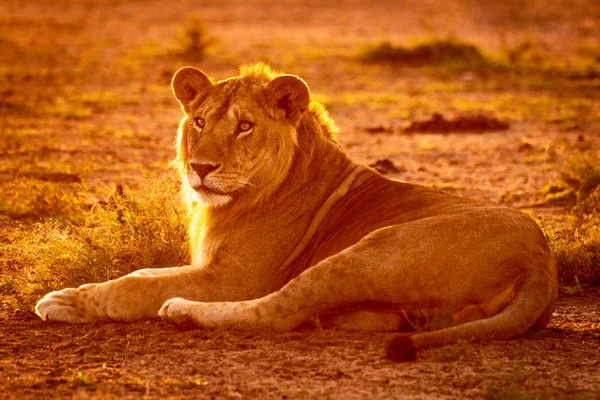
[386,335,417,362]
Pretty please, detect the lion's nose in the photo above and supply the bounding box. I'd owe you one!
[190,162,220,180]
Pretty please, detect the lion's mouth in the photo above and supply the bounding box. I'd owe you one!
[193,184,228,195]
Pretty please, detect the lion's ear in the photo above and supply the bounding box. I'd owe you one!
[172,67,213,114]
[265,75,310,126]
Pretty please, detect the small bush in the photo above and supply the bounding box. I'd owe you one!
[171,16,216,61]
[404,113,509,133]
[539,148,600,287]
[544,221,600,286]
[359,39,487,67]
[1,175,189,308]
[544,150,600,211]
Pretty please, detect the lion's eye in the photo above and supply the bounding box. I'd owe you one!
[193,117,206,132]
[238,121,252,132]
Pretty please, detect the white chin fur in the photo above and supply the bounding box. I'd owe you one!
[193,189,233,207]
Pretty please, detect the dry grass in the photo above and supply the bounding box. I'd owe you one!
[555,152,600,211]
[540,149,600,287]
[0,174,189,310]
[545,220,600,287]
[0,179,85,221]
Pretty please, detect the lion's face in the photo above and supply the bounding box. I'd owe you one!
[182,82,289,207]
[171,67,310,208]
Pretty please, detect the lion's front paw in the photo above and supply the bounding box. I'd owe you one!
[158,298,203,329]
[160,299,252,330]
[35,285,99,323]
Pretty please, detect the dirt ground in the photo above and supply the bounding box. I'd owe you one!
[1,0,599,398]
[0,288,598,399]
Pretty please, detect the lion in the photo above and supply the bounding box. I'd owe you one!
[35,63,558,361]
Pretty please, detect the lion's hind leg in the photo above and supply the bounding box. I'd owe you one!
[160,226,415,331]
[159,298,410,332]
[315,310,409,331]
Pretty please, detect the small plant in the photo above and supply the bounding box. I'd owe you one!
[358,38,487,67]
[538,147,600,287]
[544,150,600,212]
[544,222,600,286]
[171,16,216,61]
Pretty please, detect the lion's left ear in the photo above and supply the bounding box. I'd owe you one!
[265,75,310,126]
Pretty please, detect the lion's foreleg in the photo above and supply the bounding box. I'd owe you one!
[35,267,214,323]
[128,265,198,276]
[159,246,394,331]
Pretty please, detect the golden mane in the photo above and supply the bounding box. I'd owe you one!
[238,63,339,141]
[238,62,281,82]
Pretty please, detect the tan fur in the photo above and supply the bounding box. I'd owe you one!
[35,63,558,360]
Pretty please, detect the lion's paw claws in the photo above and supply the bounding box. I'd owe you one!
[159,298,200,329]
[35,288,93,323]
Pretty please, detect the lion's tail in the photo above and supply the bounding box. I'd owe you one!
[386,269,558,362]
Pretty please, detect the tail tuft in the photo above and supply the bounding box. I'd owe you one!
[386,335,417,362]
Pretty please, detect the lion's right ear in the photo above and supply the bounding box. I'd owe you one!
[172,67,213,114]
[265,75,310,127]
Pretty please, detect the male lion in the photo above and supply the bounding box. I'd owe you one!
[36,63,558,361]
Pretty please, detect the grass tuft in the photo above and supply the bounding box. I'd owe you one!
[171,16,217,61]
[544,221,600,287]
[358,39,487,67]
[0,174,189,309]
[562,154,600,213]
[539,148,600,287]
[544,149,600,210]
[0,178,85,221]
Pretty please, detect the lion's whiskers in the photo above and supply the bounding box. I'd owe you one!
[235,178,256,192]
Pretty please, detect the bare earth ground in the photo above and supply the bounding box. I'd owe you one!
[1,0,600,398]
[0,288,599,400]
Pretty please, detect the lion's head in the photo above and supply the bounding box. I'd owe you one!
[172,63,337,209]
